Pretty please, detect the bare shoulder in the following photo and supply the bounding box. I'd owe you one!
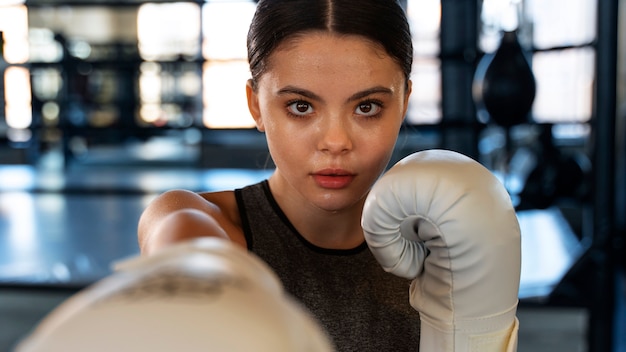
[198,190,246,246]
[198,190,241,228]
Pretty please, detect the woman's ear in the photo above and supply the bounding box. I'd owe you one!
[402,79,412,122]
[246,79,265,132]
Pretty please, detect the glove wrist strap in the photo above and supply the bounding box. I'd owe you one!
[419,302,519,352]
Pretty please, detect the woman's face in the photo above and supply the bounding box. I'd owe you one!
[247,32,411,213]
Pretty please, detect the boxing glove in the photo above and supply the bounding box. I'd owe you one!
[16,238,334,352]
[362,149,521,352]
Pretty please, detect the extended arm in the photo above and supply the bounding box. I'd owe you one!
[138,189,245,255]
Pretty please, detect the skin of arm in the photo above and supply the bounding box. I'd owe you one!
[137,189,246,255]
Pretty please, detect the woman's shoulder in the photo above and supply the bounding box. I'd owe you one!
[198,190,246,246]
[198,190,238,222]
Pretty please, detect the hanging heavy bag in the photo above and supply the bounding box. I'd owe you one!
[473,31,536,127]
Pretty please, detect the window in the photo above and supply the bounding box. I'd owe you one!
[201,0,256,129]
[1,3,31,139]
[406,0,442,125]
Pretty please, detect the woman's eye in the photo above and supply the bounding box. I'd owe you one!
[287,101,313,116]
[356,101,382,117]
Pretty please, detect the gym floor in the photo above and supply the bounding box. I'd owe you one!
[0,143,595,351]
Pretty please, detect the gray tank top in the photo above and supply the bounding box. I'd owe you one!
[235,181,420,351]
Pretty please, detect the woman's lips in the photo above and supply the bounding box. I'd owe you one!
[312,169,355,189]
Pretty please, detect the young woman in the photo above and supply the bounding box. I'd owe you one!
[138,0,420,350]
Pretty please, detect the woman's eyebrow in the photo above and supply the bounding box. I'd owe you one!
[347,87,393,102]
[277,86,323,102]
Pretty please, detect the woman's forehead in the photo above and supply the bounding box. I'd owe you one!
[274,31,387,56]
[264,32,401,78]
[257,35,406,98]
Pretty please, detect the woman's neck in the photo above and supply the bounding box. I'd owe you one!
[268,177,366,250]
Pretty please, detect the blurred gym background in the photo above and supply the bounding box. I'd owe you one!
[0,0,625,351]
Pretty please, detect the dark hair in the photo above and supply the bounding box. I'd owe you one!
[247,0,413,89]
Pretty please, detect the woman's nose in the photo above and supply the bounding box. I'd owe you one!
[317,116,353,154]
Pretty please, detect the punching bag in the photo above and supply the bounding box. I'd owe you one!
[473,31,536,127]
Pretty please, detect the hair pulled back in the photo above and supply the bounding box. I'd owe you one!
[247,0,413,88]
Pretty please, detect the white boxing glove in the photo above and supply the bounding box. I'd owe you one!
[362,149,521,352]
[16,238,334,352]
